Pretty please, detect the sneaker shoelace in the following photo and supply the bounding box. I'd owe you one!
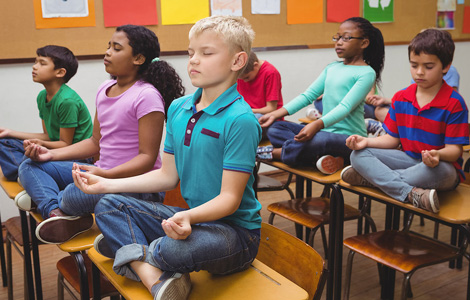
[410,190,422,208]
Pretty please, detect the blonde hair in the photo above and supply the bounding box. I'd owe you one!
[189,16,255,55]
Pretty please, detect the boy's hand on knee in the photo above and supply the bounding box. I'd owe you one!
[346,135,367,150]
[162,212,192,240]
[258,114,275,128]
[421,150,440,168]
[23,140,52,161]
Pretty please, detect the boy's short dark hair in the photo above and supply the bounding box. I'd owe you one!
[408,29,454,68]
[36,45,78,83]
[242,51,259,75]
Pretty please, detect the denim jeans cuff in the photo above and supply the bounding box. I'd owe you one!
[113,243,149,281]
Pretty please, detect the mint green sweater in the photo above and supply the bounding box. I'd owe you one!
[284,61,375,137]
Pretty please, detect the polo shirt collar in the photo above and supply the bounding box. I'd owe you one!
[403,81,453,110]
[182,84,241,115]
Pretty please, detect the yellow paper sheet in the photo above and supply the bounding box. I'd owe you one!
[287,0,323,24]
[161,0,210,25]
[33,0,96,29]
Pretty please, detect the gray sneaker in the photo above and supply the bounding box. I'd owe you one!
[94,234,114,258]
[340,166,374,187]
[408,187,439,213]
[151,272,191,300]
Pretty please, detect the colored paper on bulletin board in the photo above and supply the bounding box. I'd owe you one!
[327,0,360,22]
[211,0,242,16]
[252,0,281,14]
[463,6,470,33]
[437,0,456,11]
[287,0,323,24]
[103,0,158,27]
[161,0,210,25]
[364,0,394,23]
[33,0,95,29]
[437,11,455,29]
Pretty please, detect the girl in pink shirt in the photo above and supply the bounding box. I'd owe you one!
[17,25,185,244]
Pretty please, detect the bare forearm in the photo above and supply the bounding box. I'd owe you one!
[101,153,157,178]
[50,138,99,161]
[8,131,49,141]
[437,145,462,163]
[40,140,72,149]
[365,134,400,149]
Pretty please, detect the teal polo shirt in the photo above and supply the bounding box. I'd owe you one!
[164,84,262,230]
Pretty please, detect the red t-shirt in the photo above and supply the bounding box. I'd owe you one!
[237,61,283,110]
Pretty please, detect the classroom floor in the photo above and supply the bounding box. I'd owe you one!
[1,157,469,299]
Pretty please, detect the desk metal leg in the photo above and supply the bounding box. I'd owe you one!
[29,214,42,300]
[71,252,90,300]
[91,260,101,300]
[19,210,35,300]
[295,175,304,198]
[327,184,344,300]
[0,213,7,287]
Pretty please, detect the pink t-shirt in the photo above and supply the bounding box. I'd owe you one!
[237,61,283,110]
[95,80,164,170]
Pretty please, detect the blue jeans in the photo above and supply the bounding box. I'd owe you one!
[18,159,163,219]
[94,194,260,281]
[351,148,460,202]
[0,138,27,181]
[314,99,376,119]
[267,121,351,166]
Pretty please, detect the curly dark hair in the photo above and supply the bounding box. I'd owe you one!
[36,45,78,83]
[116,25,185,120]
[343,17,385,86]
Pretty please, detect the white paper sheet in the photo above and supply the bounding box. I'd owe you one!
[41,0,89,18]
[252,0,280,14]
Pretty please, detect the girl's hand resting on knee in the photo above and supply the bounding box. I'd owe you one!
[74,164,108,177]
[72,163,110,194]
[23,140,53,161]
[162,211,192,240]
[345,135,368,150]
[258,113,276,128]
[421,150,440,168]
[294,120,323,142]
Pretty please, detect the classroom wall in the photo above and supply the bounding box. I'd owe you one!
[1,42,470,220]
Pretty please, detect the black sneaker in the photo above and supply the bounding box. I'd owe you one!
[151,272,191,300]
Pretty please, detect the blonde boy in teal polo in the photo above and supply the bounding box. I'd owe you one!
[72,16,262,300]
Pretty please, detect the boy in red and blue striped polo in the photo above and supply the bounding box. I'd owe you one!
[341,28,469,213]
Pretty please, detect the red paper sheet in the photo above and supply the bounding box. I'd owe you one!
[103,0,158,27]
[326,0,360,23]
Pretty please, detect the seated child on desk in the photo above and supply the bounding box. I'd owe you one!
[364,64,460,133]
[17,25,185,244]
[342,29,469,213]
[237,51,283,119]
[258,17,385,175]
[73,16,262,300]
[0,45,93,181]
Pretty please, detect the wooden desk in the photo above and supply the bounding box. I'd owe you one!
[328,181,470,300]
[88,248,309,300]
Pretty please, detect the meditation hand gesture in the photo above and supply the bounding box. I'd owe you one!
[162,212,192,240]
[345,135,368,150]
[294,120,322,142]
[23,140,52,161]
[258,113,276,128]
[421,150,440,168]
[72,163,109,194]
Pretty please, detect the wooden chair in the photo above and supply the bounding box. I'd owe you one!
[0,168,39,300]
[264,162,375,255]
[341,184,470,300]
[88,222,325,300]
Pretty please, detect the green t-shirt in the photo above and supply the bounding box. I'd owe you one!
[37,84,93,143]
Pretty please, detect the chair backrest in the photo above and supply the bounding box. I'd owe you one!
[163,183,189,209]
[257,223,327,300]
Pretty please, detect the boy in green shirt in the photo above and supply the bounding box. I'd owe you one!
[0,45,93,181]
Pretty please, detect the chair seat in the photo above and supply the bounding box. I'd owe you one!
[258,174,286,189]
[267,197,361,229]
[5,216,36,246]
[57,254,118,297]
[343,230,461,274]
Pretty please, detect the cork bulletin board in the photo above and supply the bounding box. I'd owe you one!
[1,0,469,61]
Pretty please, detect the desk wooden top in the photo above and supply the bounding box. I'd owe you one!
[0,168,24,199]
[261,160,341,185]
[464,145,470,152]
[338,180,470,224]
[88,248,308,300]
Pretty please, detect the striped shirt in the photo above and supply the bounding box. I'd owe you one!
[384,82,469,180]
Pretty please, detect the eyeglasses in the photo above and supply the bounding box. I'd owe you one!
[332,34,365,42]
